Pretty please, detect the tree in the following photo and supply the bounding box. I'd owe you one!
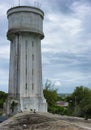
[10,100,18,112]
[43,80,58,107]
[79,88,91,118]
[0,91,8,108]
[66,86,91,118]
[43,80,69,115]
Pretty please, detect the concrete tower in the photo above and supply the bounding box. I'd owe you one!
[7,6,47,114]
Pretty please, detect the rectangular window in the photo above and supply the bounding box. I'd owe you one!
[25,40,28,56]
[25,83,27,90]
[32,41,34,47]
[32,69,33,75]
[32,54,34,61]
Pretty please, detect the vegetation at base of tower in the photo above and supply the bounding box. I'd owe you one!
[10,101,18,112]
[43,80,91,118]
[43,80,58,106]
[0,91,8,109]
[43,80,68,115]
[0,91,8,115]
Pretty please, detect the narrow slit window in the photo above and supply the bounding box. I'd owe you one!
[32,54,34,61]
[32,69,33,75]
[32,41,34,47]
[25,83,27,90]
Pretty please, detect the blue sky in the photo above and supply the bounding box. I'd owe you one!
[0,0,91,93]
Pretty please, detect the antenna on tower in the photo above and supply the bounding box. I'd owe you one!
[19,0,20,6]
[34,1,41,8]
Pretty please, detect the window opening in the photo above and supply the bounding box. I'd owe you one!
[32,41,34,47]
[25,83,27,90]
[32,54,34,61]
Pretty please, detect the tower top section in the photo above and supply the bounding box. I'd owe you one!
[7,6,44,18]
[7,6,44,40]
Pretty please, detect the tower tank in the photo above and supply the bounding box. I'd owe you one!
[7,6,47,113]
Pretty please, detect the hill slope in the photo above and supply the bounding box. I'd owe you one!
[0,112,91,130]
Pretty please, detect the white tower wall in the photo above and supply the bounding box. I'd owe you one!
[7,6,47,113]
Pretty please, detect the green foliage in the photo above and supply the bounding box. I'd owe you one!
[10,101,18,112]
[44,81,91,118]
[66,86,91,118]
[43,80,58,107]
[79,88,91,118]
[57,95,64,101]
[48,106,68,115]
[0,91,8,108]
[43,80,69,115]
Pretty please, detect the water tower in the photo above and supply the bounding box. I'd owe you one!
[6,6,47,114]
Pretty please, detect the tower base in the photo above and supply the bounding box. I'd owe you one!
[4,96,47,115]
[20,96,47,112]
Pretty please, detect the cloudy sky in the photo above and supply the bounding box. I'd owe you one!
[0,0,91,93]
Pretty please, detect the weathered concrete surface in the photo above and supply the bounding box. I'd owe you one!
[0,112,91,130]
[6,6,47,114]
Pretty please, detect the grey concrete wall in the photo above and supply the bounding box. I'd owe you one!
[7,6,44,40]
[7,6,47,113]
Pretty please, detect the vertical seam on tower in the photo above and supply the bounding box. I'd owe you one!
[32,41,34,91]
[15,34,19,98]
[25,40,27,90]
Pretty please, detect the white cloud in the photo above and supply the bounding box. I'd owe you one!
[0,45,10,59]
[71,1,91,19]
[54,81,62,87]
[42,11,83,56]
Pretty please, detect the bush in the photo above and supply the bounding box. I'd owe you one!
[0,91,8,108]
[48,105,68,115]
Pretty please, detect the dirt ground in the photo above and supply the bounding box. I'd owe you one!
[0,112,91,130]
